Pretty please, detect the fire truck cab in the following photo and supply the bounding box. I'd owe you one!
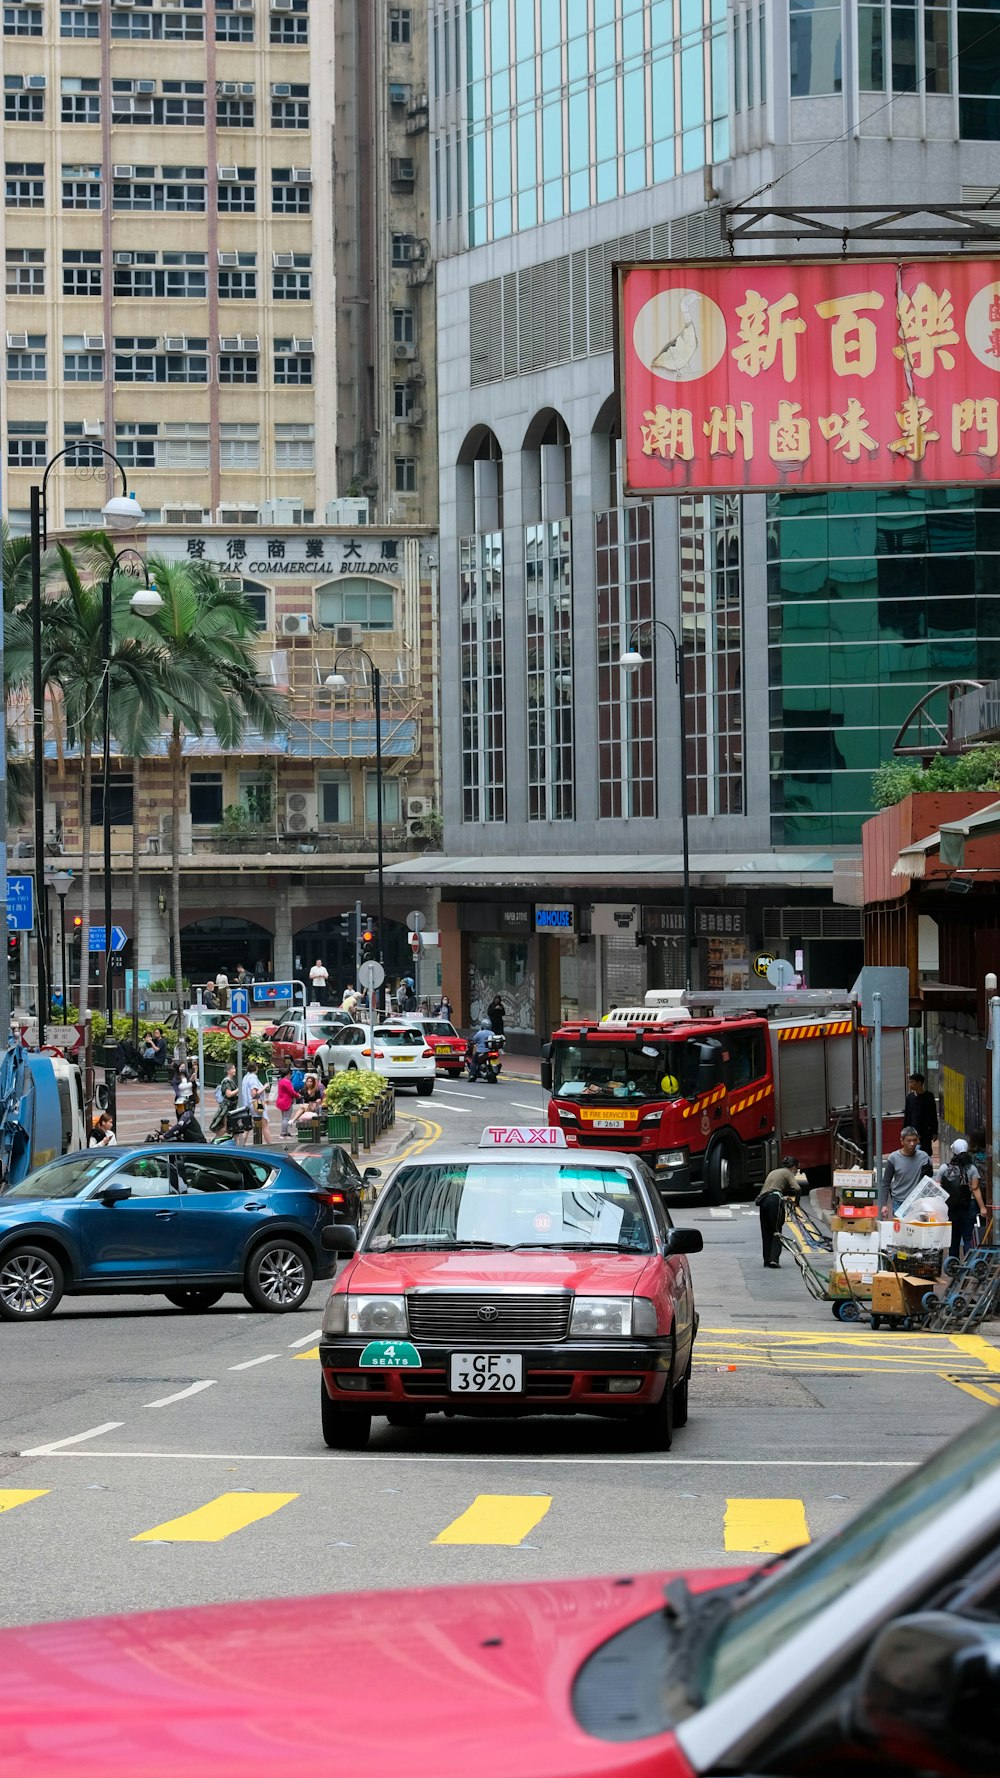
[541,991,901,1204]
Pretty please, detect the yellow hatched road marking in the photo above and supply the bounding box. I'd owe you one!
[434,1493,552,1546]
[943,1375,1000,1406]
[949,1334,1000,1374]
[724,1498,811,1555]
[0,1489,49,1514]
[293,1347,320,1361]
[132,1491,299,1543]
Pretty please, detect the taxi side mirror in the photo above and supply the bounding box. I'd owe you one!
[852,1612,1000,1774]
[540,1043,553,1093]
[363,1167,381,1183]
[665,1227,703,1255]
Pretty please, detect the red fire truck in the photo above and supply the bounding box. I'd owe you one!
[541,991,904,1203]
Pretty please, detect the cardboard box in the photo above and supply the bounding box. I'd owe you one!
[871,1271,932,1316]
[831,1214,878,1234]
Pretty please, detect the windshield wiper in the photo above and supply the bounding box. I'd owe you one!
[384,1238,515,1251]
[509,1241,630,1252]
[662,1577,741,1712]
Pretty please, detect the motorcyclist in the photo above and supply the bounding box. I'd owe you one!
[469,1019,502,1083]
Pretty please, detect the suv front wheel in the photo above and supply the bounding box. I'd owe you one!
[243,1238,313,1312]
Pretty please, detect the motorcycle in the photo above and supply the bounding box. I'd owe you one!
[467,1037,504,1084]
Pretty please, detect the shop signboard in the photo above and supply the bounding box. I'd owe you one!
[459,904,532,936]
[695,907,745,936]
[641,908,686,935]
[591,904,639,936]
[534,904,575,933]
[616,257,1000,493]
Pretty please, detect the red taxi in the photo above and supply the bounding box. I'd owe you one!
[401,1016,469,1076]
[319,1127,701,1451]
[269,1010,351,1070]
[0,1415,996,1777]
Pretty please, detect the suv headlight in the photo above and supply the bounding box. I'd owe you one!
[347,1294,408,1336]
[570,1296,632,1337]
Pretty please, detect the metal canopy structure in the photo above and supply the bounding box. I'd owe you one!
[722,202,1000,249]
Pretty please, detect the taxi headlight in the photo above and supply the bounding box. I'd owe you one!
[322,1293,348,1336]
[631,1296,658,1337]
[348,1294,408,1336]
[570,1296,632,1337]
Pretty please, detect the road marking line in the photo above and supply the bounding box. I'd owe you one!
[437,1090,487,1100]
[392,1118,444,1163]
[292,1347,319,1361]
[20,1421,124,1456]
[434,1493,553,1545]
[287,1330,322,1349]
[0,1489,50,1514]
[724,1497,811,1554]
[511,1102,543,1113]
[132,1491,299,1543]
[143,1380,216,1409]
[25,1450,920,1468]
[949,1333,1000,1374]
[942,1374,1000,1406]
[229,1355,280,1371]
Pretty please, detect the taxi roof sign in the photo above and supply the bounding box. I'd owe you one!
[478,1126,568,1148]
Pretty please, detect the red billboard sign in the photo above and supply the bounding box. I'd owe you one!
[616,257,1000,492]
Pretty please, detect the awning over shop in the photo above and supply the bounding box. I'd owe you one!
[376,850,845,891]
[892,799,1000,877]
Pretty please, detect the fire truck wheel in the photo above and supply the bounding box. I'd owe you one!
[702,1140,740,1206]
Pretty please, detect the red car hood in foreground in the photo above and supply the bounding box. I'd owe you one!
[343,1249,660,1294]
[0,1571,740,1778]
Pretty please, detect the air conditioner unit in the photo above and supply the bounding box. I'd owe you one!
[136,80,156,94]
[406,796,433,820]
[281,613,312,638]
[160,811,193,854]
[161,505,205,525]
[408,240,427,263]
[82,420,103,437]
[388,83,408,105]
[240,83,256,96]
[291,167,311,183]
[262,497,303,524]
[239,334,260,351]
[272,251,295,267]
[218,250,240,267]
[234,0,254,10]
[219,334,242,352]
[393,342,414,360]
[292,336,313,352]
[271,83,292,97]
[325,498,370,526]
[411,364,426,384]
[405,819,426,840]
[6,332,29,349]
[112,164,136,179]
[334,625,358,647]
[84,333,105,350]
[272,0,294,9]
[219,81,239,96]
[114,250,134,266]
[164,336,187,351]
[285,790,317,834]
[391,159,415,186]
[28,74,46,89]
[218,165,239,181]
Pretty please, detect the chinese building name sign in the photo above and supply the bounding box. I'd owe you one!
[616,257,1000,492]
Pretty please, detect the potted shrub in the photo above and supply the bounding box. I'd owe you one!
[324,1067,385,1139]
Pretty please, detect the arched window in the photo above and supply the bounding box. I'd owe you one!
[316,577,396,630]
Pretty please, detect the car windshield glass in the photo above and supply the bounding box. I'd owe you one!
[376,1028,424,1046]
[551,1040,696,1103]
[422,1021,458,1038]
[366,1162,653,1251]
[3,1154,113,1199]
[697,1412,1000,1705]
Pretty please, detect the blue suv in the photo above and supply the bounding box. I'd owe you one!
[0,1145,344,1321]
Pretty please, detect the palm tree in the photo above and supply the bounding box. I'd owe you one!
[138,557,286,1039]
[2,521,36,827]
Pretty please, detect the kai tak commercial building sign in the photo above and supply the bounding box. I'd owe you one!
[616,256,1000,492]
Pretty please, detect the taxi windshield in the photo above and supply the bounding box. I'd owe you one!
[552,1040,695,1103]
[366,1162,654,1252]
[421,1021,459,1038]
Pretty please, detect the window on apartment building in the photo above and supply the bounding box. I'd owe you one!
[115,422,159,469]
[113,339,209,384]
[271,85,310,128]
[5,247,44,295]
[90,775,134,827]
[319,773,352,826]
[61,77,100,122]
[4,5,43,34]
[64,337,105,381]
[163,423,210,468]
[218,256,257,298]
[389,8,411,45]
[220,422,260,469]
[64,426,106,468]
[113,168,206,212]
[61,165,102,209]
[460,527,506,824]
[271,168,311,212]
[5,163,44,207]
[317,581,395,631]
[7,421,46,467]
[391,306,415,344]
[272,255,311,299]
[4,77,45,122]
[113,253,208,298]
[189,772,223,825]
[391,233,416,266]
[596,503,656,822]
[218,351,259,383]
[216,0,254,41]
[111,7,204,38]
[237,772,272,823]
[274,340,313,384]
[61,7,100,36]
[236,579,268,628]
[393,381,416,420]
[217,170,256,213]
[525,517,574,823]
[270,1,308,46]
[6,338,46,380]
[394,456,417,492]
[365,776,401,825]
[155,84,206,126]
[217,95,255,127]
[274,422,314,469]
[111,86,154,124]
[63,249,102,295]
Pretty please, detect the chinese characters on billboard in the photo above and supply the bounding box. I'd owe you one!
[616,257,1000,492]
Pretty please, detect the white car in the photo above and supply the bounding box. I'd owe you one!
[317,1024,436,1095]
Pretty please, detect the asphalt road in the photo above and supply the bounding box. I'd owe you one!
[1,1070,995,1629]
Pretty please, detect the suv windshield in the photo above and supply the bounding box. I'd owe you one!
[366,1162,653,1251]
[4,1153,115,1199]
[552,1040,697,1103]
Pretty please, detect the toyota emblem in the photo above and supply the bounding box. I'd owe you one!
[477,1305,500,1323]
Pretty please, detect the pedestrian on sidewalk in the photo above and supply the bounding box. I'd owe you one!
[275,1065,300,1137]
[756,1158,801,1268]
[210,1063,239,1138]
[291,1072,323,1134]
[309,957,329,1005]
[904,1072,939,1158]
[89,1112,117,1148]
[487,994,506,1037]
[434,994,453,1021]
[215,970,229,1012]
[881,1127,933,1215]
[938,1137,988,1261]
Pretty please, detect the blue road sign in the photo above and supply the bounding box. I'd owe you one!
[88,924,128,953]
[229,987,249,1016]
[6,877,34,932]
[252,981,293,1002]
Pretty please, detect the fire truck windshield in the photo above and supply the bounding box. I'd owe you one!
[551,1040,695,1103]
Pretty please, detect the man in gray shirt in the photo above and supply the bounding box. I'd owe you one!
[881,1126,933,1215]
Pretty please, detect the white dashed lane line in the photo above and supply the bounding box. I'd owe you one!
[228,1354,280,1371]
[287,1329,323,1349]
[143,1380,216,1410]
[20,1422,125,1458]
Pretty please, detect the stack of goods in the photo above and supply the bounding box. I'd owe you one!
[830,1173,881,1293]
[879,1181,950,1281]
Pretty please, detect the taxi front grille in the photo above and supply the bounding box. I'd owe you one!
[407,1292,571,1344]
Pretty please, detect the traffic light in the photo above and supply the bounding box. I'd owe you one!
[339,910,356,943]
[361,922,378,961]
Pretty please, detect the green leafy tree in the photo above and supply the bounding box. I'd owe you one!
[871,744,1000,809]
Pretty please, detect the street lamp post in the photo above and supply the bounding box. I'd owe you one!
[46,870,74,1022]
[28,447,144,1029]
[620,621,692,992]
[326,651,385,1013]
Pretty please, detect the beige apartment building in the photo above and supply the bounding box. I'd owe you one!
[2,0,441,1001]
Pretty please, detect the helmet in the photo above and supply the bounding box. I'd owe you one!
[479,1017,492,1029]
[952,1138,969,1155]
[660,1074,679,1094]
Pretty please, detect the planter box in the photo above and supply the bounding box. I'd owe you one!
[327,1113,354,1140]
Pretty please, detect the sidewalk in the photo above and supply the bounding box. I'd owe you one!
[108,1078,418,1170]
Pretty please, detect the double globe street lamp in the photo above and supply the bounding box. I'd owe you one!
[619,620,693,992]
[325,649,385,1013]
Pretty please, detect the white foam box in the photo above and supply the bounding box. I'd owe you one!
[839,1255,879,1277]
[879,1218,951,1251]
[833,1229,880,1254]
